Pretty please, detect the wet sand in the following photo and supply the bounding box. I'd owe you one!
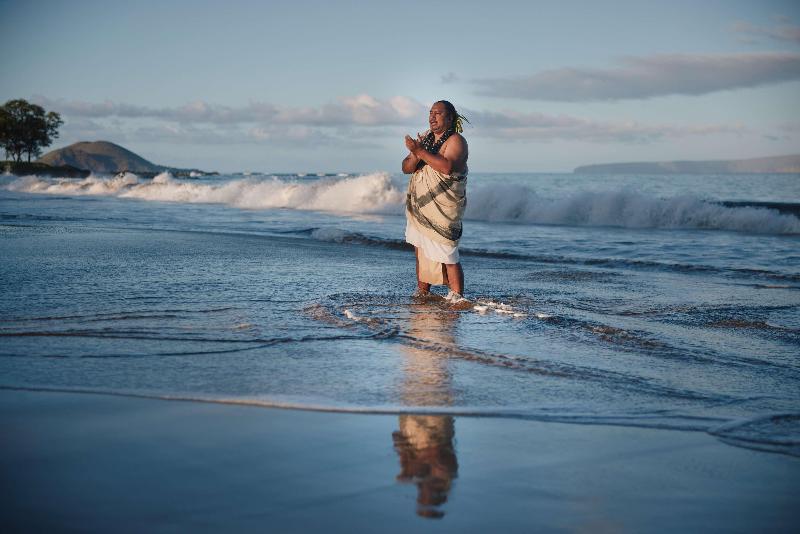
[1,389,798,532]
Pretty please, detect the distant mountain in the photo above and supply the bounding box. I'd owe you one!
[38,141,162,173]
[37,141,212,176]
[574,154,800,174]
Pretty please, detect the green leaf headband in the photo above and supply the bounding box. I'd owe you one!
[454,113,470,134]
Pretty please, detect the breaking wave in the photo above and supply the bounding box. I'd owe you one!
[4,171,405,214]
[467,183,800,234]
[4,172,800,234]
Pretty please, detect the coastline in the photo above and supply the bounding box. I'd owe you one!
[2,389,797,532]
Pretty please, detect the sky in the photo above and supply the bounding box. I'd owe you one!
[1,0,799,173]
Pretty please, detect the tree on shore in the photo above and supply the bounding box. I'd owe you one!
[0,99,63,162]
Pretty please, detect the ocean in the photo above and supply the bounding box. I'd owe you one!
[1,170,799,456]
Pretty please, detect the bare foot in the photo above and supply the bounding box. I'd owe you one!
[445,290,472,310]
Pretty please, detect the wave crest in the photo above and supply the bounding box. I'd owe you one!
[467,184,800,234]
[5,173,800,234]
[4,172,405,214]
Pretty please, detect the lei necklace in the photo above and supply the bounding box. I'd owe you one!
[416,113,469,170]
[419,128,455,156]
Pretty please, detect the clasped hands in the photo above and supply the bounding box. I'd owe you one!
[404,133,425,156]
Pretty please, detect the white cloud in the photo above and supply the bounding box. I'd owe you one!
[32,94,425,127]
[473,52,800,101]
[42,94,747,147]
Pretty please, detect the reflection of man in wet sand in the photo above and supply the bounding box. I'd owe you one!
[392,305,459,518]
[403,100,469,305]
[393,414,457,519]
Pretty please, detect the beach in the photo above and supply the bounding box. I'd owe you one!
[4,0,800,527]
[2,388,798,532]
[1,170,799,531]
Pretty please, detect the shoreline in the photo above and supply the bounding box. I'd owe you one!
[4,383,797,457]
[2,388,798,532]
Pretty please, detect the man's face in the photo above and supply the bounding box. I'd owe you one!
[429,103,451,134]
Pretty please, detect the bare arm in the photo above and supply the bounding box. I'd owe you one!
[402,151,420,174]
[405,134,467,175]
[438,134,468,174]
[402,131,427,174]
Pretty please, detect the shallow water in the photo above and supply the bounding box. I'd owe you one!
[1,171,799,456]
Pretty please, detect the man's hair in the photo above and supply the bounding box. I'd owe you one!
[435,100,458,122]
[434,100,468,133]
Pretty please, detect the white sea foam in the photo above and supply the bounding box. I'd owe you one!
[4,172,404,214]
[5,173,800,234]
[343,309,360,321]
[466,183,800,234]
[474,299,528,318]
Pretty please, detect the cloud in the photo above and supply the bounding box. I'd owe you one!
[42,94,746,147]
[60,117,131,143]
[473,52,800,101]
[463,108,744,143]
[32,94,425,127]
[98,122,356,147]
[39,93,423,149]
[733,20,800,44]
[57,117,385,149]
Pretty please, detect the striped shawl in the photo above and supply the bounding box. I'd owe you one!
[405,164,467,247]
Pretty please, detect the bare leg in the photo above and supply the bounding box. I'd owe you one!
[444,262,464,296]
[415,248,431,293]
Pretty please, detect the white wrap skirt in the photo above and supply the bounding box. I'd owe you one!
[405,219,459,264]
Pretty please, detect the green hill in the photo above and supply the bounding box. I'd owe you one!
[35,141,213,176]
[37,141,163,173]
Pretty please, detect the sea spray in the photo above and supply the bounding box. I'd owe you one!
[5,172,405,214]
[466,183,800,234]
[5,173,800,234]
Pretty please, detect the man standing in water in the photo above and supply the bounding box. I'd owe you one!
[403,100,469,304]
